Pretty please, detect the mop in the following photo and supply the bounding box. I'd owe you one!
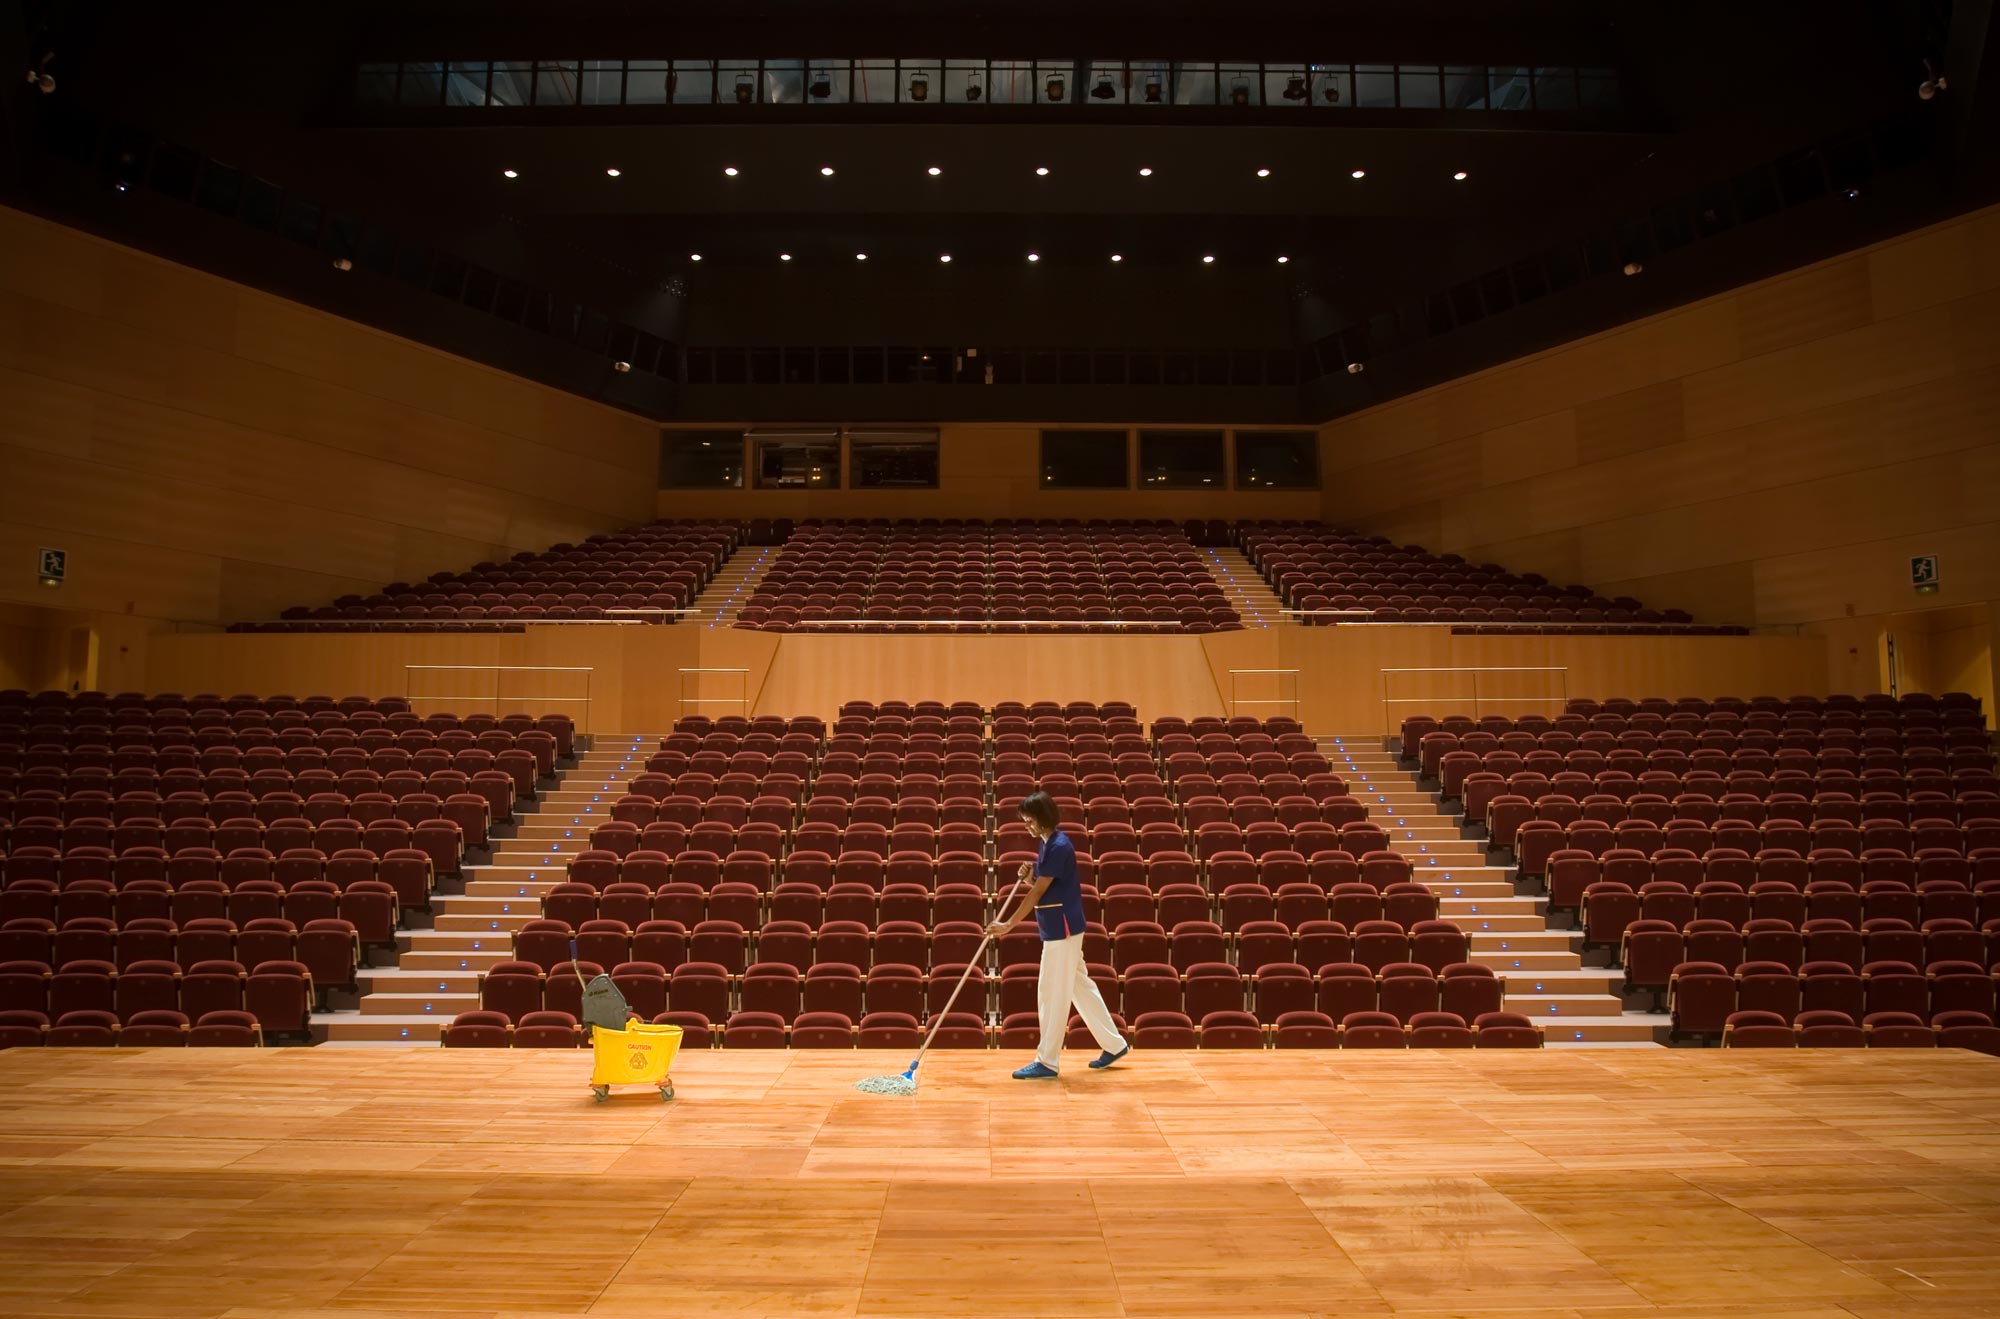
[856,877,1023,1095]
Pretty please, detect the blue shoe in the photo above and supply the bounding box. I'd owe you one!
[1089,1041,1132,1070]
[1012,1061,1059,1079]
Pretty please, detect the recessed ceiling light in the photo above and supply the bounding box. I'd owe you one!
[1350,168,1366,179]
[1027,252,1040,263]
[501,168,518,179]
[1202,254,1215,264]
[939,253,952,263]
[1034,166,1049,176]
[689,253,702,262]
[1138,166,1153,177]
[820,166,835,176]
[1277,255,1290,264]
[1453,170,1469,181]
[855,252,868,261]
[605,167,622,177]
[723,166,739,177]
[1110,254,1123,263]
[927,165,942,176]
[1256,167,1271,178]
[780,253,792,262]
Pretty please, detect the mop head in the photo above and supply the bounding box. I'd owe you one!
[854,1061,919,1095]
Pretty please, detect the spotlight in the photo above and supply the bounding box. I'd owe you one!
[1322,82,1341,103]
[26,52,53,94]
[1256,167,1271,178]
[734,73,754,104]
[1138,166,1153,177]
[965,79,983,101]
[1143,75,1163,103]
[938,253,952,263]
[113,181,128,194]
[502,168,519,179]
[1276,255,1289,264]
[689,253,702,261]
[908,72,929,101]
[1110,253,1123,262]
[1035,166,1049,176]
[1045,74,1066,101]
[780,253,792,261]
[1091,75,1117,100]
[808,70,832,98]
[1453,170,1469,181]
[820,165,835,176]
[1283,73,1307,101]
[927,165,942,176]
[332,257,353,272]
[1350,168,1365,179]
[1919,60,1948,100]
[1346,362,1365,375]
[855,252,868,260]
[605,167,622,177]
[613,360,632,374]
[1229,76,1251,106]
[723,166,739,176]
[1622,261,1644,276]
[1027,252,1040,262]
[1201,254,1215,264]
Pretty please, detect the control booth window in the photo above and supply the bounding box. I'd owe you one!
[659,430,744,488]
[1040,430,1129,488]
[849,429,940,488]
[1138,430,1225,487]
[1234,431,1320,489]
[752,429,839,488]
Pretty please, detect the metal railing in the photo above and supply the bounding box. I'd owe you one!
[403,664,595,731]
[1227,668,1301,720]
[678,667,750,715]
[1378,665,1568,733]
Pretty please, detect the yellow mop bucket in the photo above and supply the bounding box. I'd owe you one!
[587,1019,682,1102]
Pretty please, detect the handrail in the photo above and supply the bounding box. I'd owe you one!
[1226,667,1300,720]
[679,666,750,712]
[1379,664,1566,734]
[404,664,595,731]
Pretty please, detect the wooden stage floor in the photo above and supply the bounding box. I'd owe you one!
[1,1048,1997,1319]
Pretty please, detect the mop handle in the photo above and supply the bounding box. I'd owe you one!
[909,876,1025,1065]
[569,939,588,988]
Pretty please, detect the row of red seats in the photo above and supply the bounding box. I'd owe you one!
[3,827,461,885]
[1519,821,1999,877]
[544,876,1445,934]
[1,912,368,980]
[1720,1009,1998,1050]
[1669,960,1998,1038]
[5,785,504,832]
[1423,727,1987,773]
[4,759,536,804]
[0,1008,261,1047]
[1617,918,1995,987]
[2,888,396,957]
[1,691,414,714]
[508,916,1472,979]
[0,958,314,1036]
[1481,783,1998,836]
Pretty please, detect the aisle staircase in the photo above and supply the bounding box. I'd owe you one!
[1200,546,1288,629]
[1334,734,1669,1046]
[318,735,652,1042]
[692,545,777,628]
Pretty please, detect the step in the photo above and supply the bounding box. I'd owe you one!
[1535,1015,1671,1045]
[319,1013,449,1043]
[361,969,483,995]
[1503,993,1626,1019]
[1501,969,1621,996]
[1470,950,1582,972]
[362,991,478,1016]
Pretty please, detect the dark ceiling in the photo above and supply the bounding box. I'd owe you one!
[4,0,1994,424]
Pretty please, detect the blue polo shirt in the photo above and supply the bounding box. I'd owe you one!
[1033,830,1087,942]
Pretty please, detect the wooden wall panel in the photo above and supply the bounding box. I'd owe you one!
[1318,205,2000,682]
[0,206,659,633]
[656,425,1323,522]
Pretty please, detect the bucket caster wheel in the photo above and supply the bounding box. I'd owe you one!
[658,1081,674,1101]
[592,1085,611,1103]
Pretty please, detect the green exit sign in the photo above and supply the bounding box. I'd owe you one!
[1911,554,1939,595]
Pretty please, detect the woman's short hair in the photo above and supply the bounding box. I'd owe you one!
[1017,790,1059,832]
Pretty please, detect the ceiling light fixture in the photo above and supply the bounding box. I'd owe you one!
[1453,170,1469,181]
[1035,166,1049,176]
[689,253,702,261]
[1138,166,1153,177]
[939,253,952,263]
[723,166,739,176]
[1143,75,1163,103]
[1110,253,1123,262]
[1350,168,1365,179]
[1283,73,1308,101]
[1346,361,1365,375]
[1091,73,1117,100]
[1276,255,1290,264]
[1045,74,1066,101]
[1202,254,1215,264]
[820,165,835,176]
[907,71,929,101]
[780,252,792,261]
[927,165,942,176]
[502,168,518,179]
[1622,261,1644,276]
[855,252,868,260]
[1256,167,1271,178]
[1027,252,1040,262]
[605,167,622,177]
[733,73,754,104]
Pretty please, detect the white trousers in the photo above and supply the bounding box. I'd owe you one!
[1037,932,1124,1070]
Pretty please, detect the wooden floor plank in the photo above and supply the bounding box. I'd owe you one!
[0,1047,1995,1319]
